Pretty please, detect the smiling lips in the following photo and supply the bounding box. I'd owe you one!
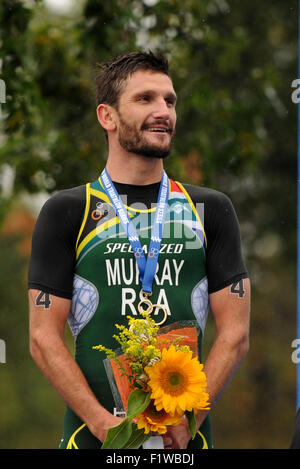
[144,125,172,134]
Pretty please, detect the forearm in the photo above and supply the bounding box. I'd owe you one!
[195,331,249,429]
[162,330,249,449]
[30,331,120,441]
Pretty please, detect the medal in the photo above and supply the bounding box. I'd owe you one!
[100,168,169,326]
[137,291,167,326]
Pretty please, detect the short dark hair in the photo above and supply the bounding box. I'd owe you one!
[95,50,170,109]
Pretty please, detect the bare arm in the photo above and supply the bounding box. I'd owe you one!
[163,278,251,449]
[29,289,122,443]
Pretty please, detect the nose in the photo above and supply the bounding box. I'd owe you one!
[152,97,171,120]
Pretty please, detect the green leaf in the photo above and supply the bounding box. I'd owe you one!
[101,390,151,449]
[122,424,151,449]
[185,410,197,439]
[101,418,132,449]
[127,389,151,419]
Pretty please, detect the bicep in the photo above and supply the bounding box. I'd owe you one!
[29,289,71,340]
[209,278,251,340]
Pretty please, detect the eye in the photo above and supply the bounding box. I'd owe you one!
[138,95,150,102]
[166,100,173,107]
[165,97,176,107]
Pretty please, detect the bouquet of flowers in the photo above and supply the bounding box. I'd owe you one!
[93,313,210,449]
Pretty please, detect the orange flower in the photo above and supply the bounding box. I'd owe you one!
[136,400,182,434]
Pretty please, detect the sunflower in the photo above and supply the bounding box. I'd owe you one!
[145,345,210,416]
[136,399,183,434]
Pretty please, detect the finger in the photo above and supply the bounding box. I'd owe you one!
[163,437,173,447]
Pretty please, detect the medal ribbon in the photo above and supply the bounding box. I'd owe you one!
[100,168,169,294]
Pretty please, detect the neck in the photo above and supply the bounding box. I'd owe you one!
[105,147,164,186]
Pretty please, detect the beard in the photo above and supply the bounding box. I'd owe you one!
[117,113,174,159]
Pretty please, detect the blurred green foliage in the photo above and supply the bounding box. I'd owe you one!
[0,0,297,448]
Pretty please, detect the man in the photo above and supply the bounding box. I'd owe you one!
[28,51,250,449]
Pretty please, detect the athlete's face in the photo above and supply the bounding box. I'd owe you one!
[115,70,177,159]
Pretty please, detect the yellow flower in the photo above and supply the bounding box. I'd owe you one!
[145,345,210,416]
[136,400,183,434]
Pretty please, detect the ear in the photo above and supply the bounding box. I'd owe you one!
[96,104,117,133]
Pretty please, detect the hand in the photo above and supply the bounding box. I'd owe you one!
[162,417,191,449]
[90,413,124,443]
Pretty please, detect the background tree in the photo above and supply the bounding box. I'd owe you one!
[0,0,297,448]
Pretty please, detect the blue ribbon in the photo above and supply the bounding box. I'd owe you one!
[100,168,169,294]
